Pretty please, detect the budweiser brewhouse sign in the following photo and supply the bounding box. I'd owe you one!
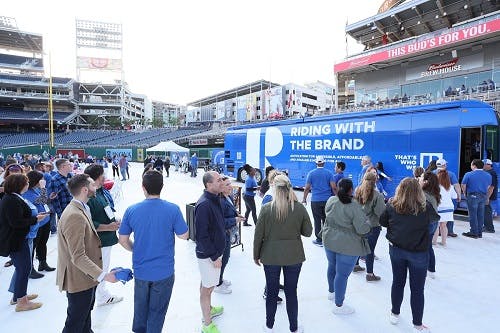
[421,58,461,77]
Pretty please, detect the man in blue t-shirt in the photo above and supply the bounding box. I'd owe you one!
[190,153,199,177]
[461,159,493,239]
[119,170,188,333]
[302,156,335,247]
[332,161,346,196]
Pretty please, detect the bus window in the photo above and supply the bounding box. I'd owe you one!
[485,125,499,161]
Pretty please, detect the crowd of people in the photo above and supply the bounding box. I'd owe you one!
[0,151,497,333]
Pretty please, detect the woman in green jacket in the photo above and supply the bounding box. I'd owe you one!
[354,172,387,281]
[254,175,312,333]
[323,178,371,315]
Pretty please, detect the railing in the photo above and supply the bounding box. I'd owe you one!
[336,88,500,114]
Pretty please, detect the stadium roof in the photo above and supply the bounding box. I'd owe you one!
[188,80,280,107]
[346,0,499,49]
[0,23,43,54]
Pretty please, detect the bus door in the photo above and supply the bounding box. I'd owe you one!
[484,125,499,161]
[459,127,481,179]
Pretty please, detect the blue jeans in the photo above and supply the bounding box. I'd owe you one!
[218,235,231,286]
[365,226,381,274]
[428,222,438,272]
[9,239,32,300]
[447,199,458,234]
[133,275,175,333]
[49,211,57,233]
[120,168,127,180]
[311,201,327,242]
[389,245,428,326]
[263,263,302,332]
[467,193,486,235]
[324,248,357,306]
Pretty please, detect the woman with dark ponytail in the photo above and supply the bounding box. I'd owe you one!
[242,164,259,226]
[322,178,371,315]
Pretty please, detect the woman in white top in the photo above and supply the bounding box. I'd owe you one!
[434,169,458,246]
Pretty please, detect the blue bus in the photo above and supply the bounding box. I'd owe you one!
[222,100,499,197]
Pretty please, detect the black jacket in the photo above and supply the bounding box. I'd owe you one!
[380,202,439,252]
[194,190,225,260]
[0,193,37,256]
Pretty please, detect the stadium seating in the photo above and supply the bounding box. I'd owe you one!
[0,126,210,148]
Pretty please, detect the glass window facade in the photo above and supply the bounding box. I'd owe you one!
[355,69,496,106]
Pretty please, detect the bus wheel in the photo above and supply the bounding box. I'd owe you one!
[238,168,248,182]
[255,169,263,185]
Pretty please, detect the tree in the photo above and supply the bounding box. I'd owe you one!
[151,118,164,128]
[168,116,180,126]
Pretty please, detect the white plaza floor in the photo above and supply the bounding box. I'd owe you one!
[1,162,499,333]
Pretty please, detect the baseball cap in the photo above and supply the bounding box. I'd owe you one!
[483,159,493,165]
[436,158,447,167]
[315,156,325,164]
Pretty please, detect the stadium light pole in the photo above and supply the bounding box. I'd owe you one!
[48,51,54,148]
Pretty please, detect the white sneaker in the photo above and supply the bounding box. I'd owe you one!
[222,279,231,287]
[328,292,335,301]
[389,312,399,325]
[214,284,232,294]
[97,295,123,307]
[332,303,355,315]
[413,324,431,332]
[262,325,274,332]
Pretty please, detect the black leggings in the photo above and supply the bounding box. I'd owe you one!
[112,165,119,177]
[34,222,50,261]
[243,195,257,224]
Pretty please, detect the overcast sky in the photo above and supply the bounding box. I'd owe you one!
[3,0,380,104]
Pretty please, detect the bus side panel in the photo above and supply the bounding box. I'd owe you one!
[223,129,247,178]
[411,108,460,178]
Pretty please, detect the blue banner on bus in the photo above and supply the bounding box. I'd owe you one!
[223,101,499,197]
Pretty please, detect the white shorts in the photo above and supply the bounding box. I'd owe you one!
[198,258,221,288]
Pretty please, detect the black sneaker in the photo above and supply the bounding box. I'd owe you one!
[29,269,44,279]
[462,232,478,239]
[483,229,495,234]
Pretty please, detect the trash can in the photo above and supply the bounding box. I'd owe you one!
[185,203,196,241]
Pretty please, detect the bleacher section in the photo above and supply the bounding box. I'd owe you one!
[0,73,44,82]
[0,109,70,122]
[0,127,210,148]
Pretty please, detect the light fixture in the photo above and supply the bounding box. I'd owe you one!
[435,14,439,19]
[464,4,468,9]
[443,12,447,16]
[401,26,405,30]
[417,20,421,24]
[372,35,375,39]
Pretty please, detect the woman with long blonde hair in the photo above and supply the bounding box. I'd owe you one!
[354,172,386,281]
[380,178,439,332]
[254,175,312,333]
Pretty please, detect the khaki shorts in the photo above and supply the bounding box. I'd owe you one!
[198,258,221,288]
